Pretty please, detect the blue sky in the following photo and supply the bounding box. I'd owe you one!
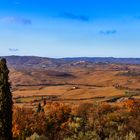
[0,0,140,58]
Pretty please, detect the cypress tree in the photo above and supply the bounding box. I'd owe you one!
[37,103,42,113]
[0,58,13,140]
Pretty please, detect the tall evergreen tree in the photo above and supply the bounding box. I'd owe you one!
[37,103,42,113]
[0,58,13,140]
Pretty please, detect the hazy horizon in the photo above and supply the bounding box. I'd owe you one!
[0,0,140,57]
[1,55,140,59]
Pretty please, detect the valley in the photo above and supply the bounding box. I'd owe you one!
[5,56,140,107]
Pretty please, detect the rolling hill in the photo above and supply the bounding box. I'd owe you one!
[1,56,140,105]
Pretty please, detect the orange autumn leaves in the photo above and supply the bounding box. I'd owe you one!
[12,100,140,140]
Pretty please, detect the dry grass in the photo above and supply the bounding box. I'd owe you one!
[11,64,140,106]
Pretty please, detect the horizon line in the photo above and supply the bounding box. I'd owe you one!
[1,55,140,59]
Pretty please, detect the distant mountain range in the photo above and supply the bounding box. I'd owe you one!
[1,56,140,88]
[2,56,140,69]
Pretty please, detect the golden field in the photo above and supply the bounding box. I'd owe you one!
[10,63,140,107]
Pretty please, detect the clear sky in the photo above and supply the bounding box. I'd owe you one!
[0,0,140,58]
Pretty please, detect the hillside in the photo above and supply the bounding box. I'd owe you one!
[4,56,140,69]
[4,56,140,86]
[2,56,139,106]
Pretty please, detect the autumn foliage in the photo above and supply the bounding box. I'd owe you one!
[12,100,140,140]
